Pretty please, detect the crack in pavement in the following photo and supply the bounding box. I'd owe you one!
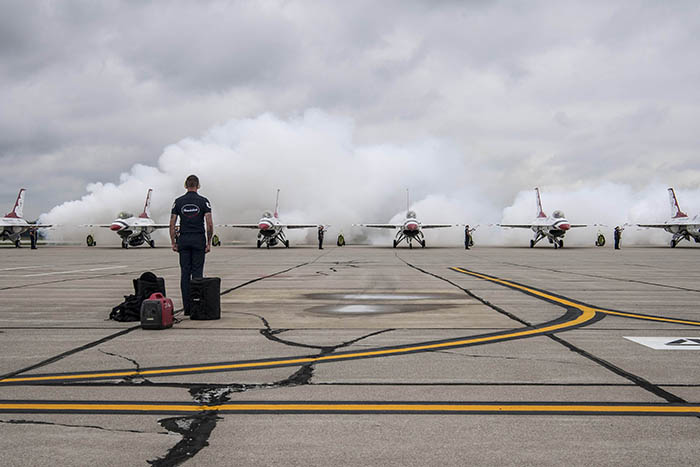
[396,254,689,405]
[0,418,170,435]
[98,349,152,384]
[432,349,586,366]
[148,318,394,466]
[472,254,700,294]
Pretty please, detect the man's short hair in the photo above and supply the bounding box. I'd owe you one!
[185,175,200,189]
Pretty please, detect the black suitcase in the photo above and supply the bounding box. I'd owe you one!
[190,277,221,320]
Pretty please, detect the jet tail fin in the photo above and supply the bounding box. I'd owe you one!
[668,187,688,218]
[5,188,25,218]
[139,188,153,219]
[535,187,547,218]
[273,189,280,219]
[406,188,410,215]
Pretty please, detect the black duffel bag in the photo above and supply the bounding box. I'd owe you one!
[133,271,166,301]
[110,272,166,322]
[190,277,221,320]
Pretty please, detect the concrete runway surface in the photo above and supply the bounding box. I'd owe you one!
[1,244,699,466]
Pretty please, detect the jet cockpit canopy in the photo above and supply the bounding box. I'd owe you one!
[406,210,417,219]
[552,210,565,219]
[262,211,273,219]
[117,211,134,219]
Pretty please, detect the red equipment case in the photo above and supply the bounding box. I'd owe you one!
[140,292,174,330]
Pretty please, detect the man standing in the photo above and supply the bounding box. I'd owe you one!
[318,225,325,250]
[464,225,475,250]
[614,226,623,250]
[170,175,213,315]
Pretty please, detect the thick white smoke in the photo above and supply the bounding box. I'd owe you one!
[41,110,700,247]
[41,110,492,246]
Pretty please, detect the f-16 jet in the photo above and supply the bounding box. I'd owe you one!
[637,188,700,248]
[218,189,319,248]
[499,187,586,248]
[84,189,169,248]
[355,191,452,248]
[1,189,52,247]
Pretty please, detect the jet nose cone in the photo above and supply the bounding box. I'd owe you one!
[559,223,571,231]
[110,223,122,231]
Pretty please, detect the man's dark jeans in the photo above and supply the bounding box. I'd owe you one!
[178,233,205,313]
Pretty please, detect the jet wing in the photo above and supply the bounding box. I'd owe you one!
[421,224,453,229]
[497,224,533,229]
[569,224,588,228]
[354,224,400,229]
[217,224,261,229]
[81,224,114,228]
[637,223,672,229]
[285,224,320,229]
[149,224,171,229]
[30,224,53,228]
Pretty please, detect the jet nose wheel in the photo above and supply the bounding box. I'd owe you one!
[558,240,564,248]
[121,240,128,249]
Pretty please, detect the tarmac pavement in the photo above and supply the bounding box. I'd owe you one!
[1,243,699,466]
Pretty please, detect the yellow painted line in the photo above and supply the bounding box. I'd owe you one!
[1,308,595,383]
[1,402,699,415]
[597,309,700,327]
[451,266,700,328]
[1,267,600,385]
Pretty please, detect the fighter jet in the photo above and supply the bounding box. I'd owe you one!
[84,189,169,249]
[498,187,586,248]
[1,189,52,247]
[354,190,452,248]
[218,189,319,248]
[637,188,700,248]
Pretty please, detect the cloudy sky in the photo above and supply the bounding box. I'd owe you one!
[2,0,700,223]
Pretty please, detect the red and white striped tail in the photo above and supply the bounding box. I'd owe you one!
[668,188,688,219]
[139,188,153,219]
[534,187,547,218]
[5,188,25,219]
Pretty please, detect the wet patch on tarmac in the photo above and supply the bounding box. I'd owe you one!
[307,303,457,315]
[305,292,467,301]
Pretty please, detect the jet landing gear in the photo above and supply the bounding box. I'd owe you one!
[14,239,21,248]
[148,239,155,248]
[121,239,128,249]
[530,232,544,248]
[671,232,690,248]
[86,234,96,247]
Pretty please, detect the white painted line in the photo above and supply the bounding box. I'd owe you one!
[22,266,127,277]
[0,265,47,271]
[624,336,700,350]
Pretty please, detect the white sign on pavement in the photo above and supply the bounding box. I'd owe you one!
[624,336,700,350]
